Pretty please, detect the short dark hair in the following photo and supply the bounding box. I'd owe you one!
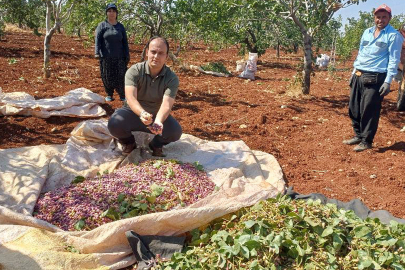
[146,36,170,54]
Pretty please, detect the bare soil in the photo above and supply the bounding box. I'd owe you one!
[1,29,405,219]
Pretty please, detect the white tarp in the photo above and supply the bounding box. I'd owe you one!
[0,87,106,118]
[0,119,285,270]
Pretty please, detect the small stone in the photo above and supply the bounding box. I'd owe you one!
[401,126,405,132]
[281,105,288,109]
[51,127,57,132]
[338,169,343,172]
[260,115,267,124]
[239,124,248,129]
[370,174,377,179]
[392,153,397,156]
[387,141,392,145]
[34,91,39,94]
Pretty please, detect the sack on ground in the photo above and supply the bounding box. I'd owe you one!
[239,52,258,80]
[315,54,330,69]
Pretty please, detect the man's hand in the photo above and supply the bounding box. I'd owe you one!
[379,82,390,96]
[140,110,153,125]
[148,122,163,135]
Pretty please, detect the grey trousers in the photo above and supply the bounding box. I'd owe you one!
[108,106,182,148]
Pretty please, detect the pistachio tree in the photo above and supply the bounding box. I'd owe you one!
[63,0,106,39]
[275,0,367,94]
[0,0,45,35]
[170,0,286,56]
[43,0,75,78]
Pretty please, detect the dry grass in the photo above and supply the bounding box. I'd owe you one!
[4,24,45,35]
[5,24,31,33]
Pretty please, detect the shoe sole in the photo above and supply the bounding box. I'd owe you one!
[343,139,362,145]
[353,145,372,152]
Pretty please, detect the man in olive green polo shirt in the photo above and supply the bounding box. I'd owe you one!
[108,36,182,156]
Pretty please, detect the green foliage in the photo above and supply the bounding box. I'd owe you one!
[64,244,80,253]
[201,62,231,75]
[72,175,86,184]
[0,0,45,34]
[170,0,280,56]
[159,196,405,269]
[337,12,405,61]
[100,185,167,222]
[192,161,204,171]
[313,18,342,54]
[63,0,107,39]
[336,11,374,61]
[390,14,405,30]
[8,58,18,65]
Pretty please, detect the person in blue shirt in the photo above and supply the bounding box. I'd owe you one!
[95,3,130,102]
[343,4,404,152]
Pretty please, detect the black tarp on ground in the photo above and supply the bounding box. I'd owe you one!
[285,187,405,224]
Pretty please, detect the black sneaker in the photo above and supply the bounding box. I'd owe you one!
[343,137,362,145]
[353,142,372,152]
[122,141,137,154]
[149,142,166,157]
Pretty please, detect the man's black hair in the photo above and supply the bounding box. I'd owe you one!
[146,36,170,54]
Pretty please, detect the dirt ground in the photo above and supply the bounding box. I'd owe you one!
[1,28,405,219]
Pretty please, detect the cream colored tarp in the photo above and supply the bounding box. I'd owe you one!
[0,119,285,270]
[0,87,106,118]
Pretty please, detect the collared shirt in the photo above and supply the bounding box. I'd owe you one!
[353,24,404,84]
[125,61,179,114]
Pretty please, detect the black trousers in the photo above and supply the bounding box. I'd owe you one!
[99,57,127,99]
[108,106,182,148]
[348,71,386,144]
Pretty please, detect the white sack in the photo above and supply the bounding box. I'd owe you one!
[239,52,258,80]
[316,54,330,68]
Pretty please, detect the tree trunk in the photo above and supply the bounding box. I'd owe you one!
[141,45,147,62]
[293,43,299,54]
[43,29,55,78]
[276,40,280,58]
[302,33,312,95]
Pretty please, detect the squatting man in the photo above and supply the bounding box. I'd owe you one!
[108,36,182,157]
[343,4,404,152]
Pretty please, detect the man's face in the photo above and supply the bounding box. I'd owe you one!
[147,39,168,72]
[374,11,391,30]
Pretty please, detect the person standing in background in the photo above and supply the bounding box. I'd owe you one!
[95,3,130,102]
[343,4,404,152]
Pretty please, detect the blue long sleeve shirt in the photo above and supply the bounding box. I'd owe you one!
[353,24,403,84]
[95,20,130,59]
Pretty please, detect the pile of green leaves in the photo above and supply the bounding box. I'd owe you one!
[159,196,405,269]
[201,62,231,75]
